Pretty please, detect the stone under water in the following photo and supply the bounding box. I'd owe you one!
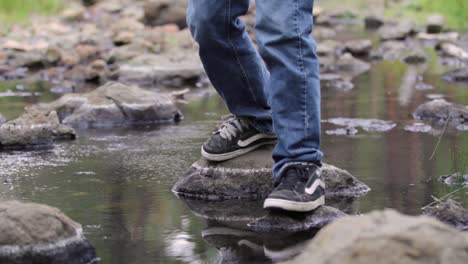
[172,145,370,200]
[0,201,97,264]
[286,209,468,264]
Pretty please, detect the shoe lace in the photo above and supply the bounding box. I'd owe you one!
[216,115,250,141]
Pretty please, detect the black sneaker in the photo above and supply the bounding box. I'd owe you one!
[201,115,276,161]
[263,163,325,212]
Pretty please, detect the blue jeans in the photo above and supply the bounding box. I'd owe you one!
[187,0,323,180]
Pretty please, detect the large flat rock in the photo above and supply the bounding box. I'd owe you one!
[172,145,370,200]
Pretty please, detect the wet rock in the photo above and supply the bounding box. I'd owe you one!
[426,14,445,34]
[423,199,468,231]
[84,59,108,83]
[415,82,434,90]
[0,110,76,149]
[325,118,397,132]
[437,42,468,61]
[378,21,416,41]
[438,172,468,186]
[143,0,187,28]
[442,67,468,85]
[344,39,372,57]
[313,26,336,40]
[172,145,370,200]
[364,15,384,29]
[116,53,204,88]
[334,53,370,78]
[316,40,341,58]
[404,123,432,133]
[325,127,358,136]
[7,51,45,69]
[287,209,468,264]
[0,201,97,264]
[370,40,407,61]
[61,6,86,22]
[417,32,459,41]
[320,73,354,91]
[82,0,100,7]
[413,99,468,126]
[402,49,428,64]
[35,82,182,128]
[0,114,5,126]
[113,31,134,46]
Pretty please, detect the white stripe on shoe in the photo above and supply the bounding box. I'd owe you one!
[237,134,277,147]
[201,140,277,161]
[305,179,325,195]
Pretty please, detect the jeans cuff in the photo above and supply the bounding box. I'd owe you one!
[249,119,274,135]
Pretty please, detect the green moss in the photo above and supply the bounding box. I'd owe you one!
[0,0,63,23]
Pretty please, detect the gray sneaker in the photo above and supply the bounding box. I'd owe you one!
[264,163,325,212]
[202,115,276,161]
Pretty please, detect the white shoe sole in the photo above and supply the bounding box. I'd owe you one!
[201,139,277,162]
[263,196,325,212]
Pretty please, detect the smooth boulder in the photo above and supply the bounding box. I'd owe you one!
[0,110,76,149]
[423,199,468,231]
[172,145,370,200]
[34,82,183,128]
[287,209,468,264]
[0,201,97,264]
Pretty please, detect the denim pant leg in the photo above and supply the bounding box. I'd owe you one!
[255,0,324,180]
[186,0,273,134]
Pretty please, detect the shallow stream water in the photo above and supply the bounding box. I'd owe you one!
[1,48,468,263]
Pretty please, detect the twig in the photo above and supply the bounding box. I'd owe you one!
[429,112,451,160]
[421,185,467,210]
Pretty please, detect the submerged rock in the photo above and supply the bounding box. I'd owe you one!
[287,210,468,264]
[423,199,468,231]
[442,67,468,85]
[426,14,445,34]
[378,21,416,41]
[438,172,468,186]
[404,123,432,133]
[344,39,372,57]
[34,82,182,128]
[0,110,76,149]
[172,145,370,200]
[413,99,468,127]
[320,73,354,91]
[325,118,397,132]
[0,201,97,264]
